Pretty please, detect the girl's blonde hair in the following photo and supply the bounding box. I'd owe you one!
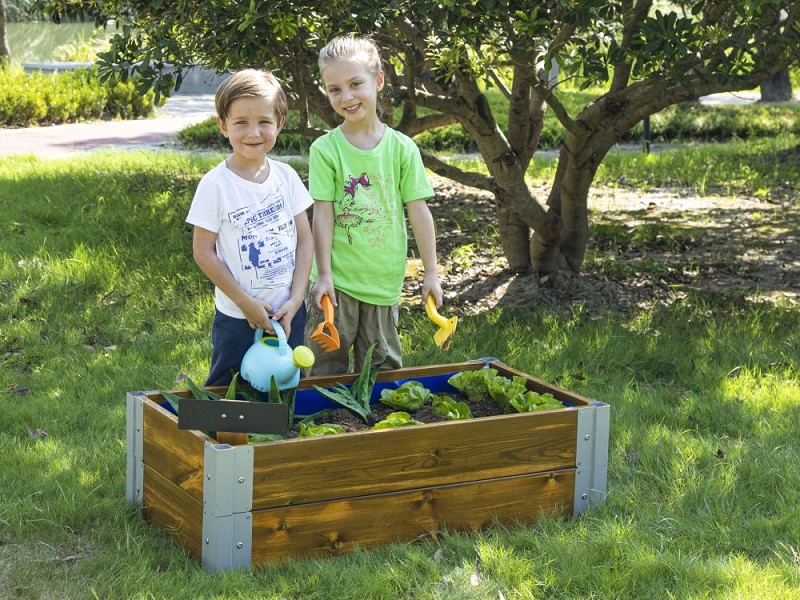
[215,68,288,125]
[318,34,383,76]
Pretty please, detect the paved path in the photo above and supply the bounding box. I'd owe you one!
[0,93,216,158]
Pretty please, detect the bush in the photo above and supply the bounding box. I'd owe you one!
[0,64,162,127]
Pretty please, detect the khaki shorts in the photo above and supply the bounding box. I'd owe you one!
[304,289,402,376]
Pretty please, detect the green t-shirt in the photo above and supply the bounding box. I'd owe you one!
[309,126,434,305]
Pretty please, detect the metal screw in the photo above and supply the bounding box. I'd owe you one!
[221,413,227,418]
[205,538,210,545]
[238,476,245,483]
[582,493,588,500]
[207,474,211,480]
[584,434,590,440]
[239,414,244,420]
[237,543,243,549]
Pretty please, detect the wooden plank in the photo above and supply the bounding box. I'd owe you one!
[251,409,577,510]
[251,469,575,563]
[142,464,204,560]
[142,398,208,503]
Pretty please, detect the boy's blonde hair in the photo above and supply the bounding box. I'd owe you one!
[215,69,288,125]
[318,34,383,76]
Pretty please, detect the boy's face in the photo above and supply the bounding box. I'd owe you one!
[217,95,283,165]
[321,56,384,126]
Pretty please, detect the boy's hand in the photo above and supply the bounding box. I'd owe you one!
[272,296,303,340]
[240,296,275,333]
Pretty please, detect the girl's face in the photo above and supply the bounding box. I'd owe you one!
[217,95,283,166]
[321,55,384,127]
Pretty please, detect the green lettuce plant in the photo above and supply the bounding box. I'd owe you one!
[379,381,431,411]
[431,395,472,420]
[372,412,423,429]
[447,368,499,401]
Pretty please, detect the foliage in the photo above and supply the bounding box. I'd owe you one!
[431,394,473,420]
[5,0,41,21]
[0,63,159,126]
[448,368,499,402]
[298,422,346,437]
[379,380,431,412]
[311,342,380,422]
[372,411,423,429]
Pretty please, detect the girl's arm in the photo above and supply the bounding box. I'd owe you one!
[406,199,443,307]
[311,200,337,307]
[192,226,274,331]
[272,209,313,339]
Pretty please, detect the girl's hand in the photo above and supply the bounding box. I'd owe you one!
[422,272,443,308]
[311,277,337,308]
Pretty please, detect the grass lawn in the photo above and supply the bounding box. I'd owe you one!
[1,146,799,599]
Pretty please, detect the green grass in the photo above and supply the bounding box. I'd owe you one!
[2,150,799,598]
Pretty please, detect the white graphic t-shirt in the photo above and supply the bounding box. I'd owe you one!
[186,159,313,319]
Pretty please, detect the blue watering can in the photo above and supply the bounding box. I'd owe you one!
[240,320,315,392]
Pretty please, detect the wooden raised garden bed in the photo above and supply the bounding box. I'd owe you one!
[126,359,609,572]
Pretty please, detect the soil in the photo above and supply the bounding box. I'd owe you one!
[405,172,799,315]
[303,393,504,436]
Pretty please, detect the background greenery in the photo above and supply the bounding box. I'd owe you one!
[0,64,161,126]
[1,135,798,597]
[175,86,800,154]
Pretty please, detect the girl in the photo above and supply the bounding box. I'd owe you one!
[306,33,443,375]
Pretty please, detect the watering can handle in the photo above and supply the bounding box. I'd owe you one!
[254,319,289,354]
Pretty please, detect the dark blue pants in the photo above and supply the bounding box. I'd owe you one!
[204,304,307,387]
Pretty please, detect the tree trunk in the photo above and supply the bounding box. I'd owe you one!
[495,204,531,272]
[760,69,793,102]
[0,0,10,64]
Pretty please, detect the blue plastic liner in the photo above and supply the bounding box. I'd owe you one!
[294,372,460,416]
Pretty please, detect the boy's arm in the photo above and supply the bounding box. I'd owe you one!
[406,199,443,307]
[272,209,313,338]
[192,226,274,331]
[310,200,337,307]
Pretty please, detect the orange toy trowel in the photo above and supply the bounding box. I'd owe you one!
[309,294,340,352]
[424,296,458,350]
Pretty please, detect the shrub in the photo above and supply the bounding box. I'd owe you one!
[0,64,162,127]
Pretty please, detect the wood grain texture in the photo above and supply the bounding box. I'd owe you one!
[142,464,204,560]
[250,469,575,563]
[251,409,577,510]
[142,398,209,503]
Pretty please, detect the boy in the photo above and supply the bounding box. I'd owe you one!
[186,69,313,386]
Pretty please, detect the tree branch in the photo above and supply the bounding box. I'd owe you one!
[420,152,493,192]
[611,0,653,92]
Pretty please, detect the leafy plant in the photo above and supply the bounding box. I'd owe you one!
[379,381,431,411]
[510,391,564,413]
[447,368,499,401]
[299,423,346,437]
[267,375,298,428]
[372,412,423,429]
[431,395,472,420]
[312,342,380,423]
